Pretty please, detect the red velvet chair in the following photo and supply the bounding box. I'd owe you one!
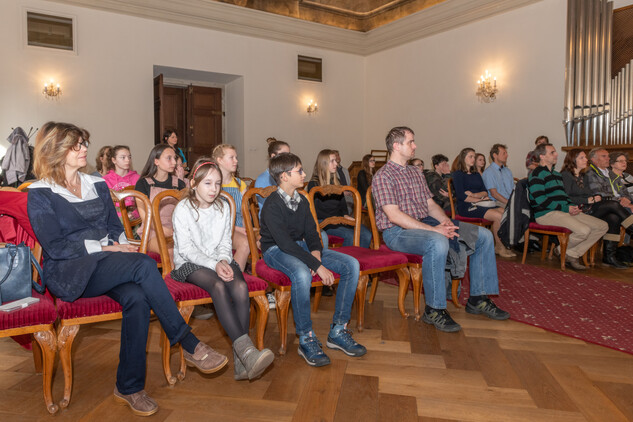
[306,185,410,328]
[364,187,462,318]
[151,189,269,385]
[447,178,494,229]
[241,186,340,355]
[0,189,58,414]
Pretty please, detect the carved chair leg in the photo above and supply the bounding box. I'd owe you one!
[521,230,530,264]
[312,285,323,313]
[368,275,379,303]
[274,290,291,355]
[251,294,269,350]
[408,266,421,320]
[176,305,193,383]
[558,234,569,271]
[354,274,369,332]
[395,267,410,320]
[249,302,256,329]
[451,279,461,308]
[160,329,177,386]
[31,338,43,373]
[34,328,58,414]
[541,235,549,261]
[57,324,79,409]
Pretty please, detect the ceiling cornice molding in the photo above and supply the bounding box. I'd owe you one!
[46,0,542,56]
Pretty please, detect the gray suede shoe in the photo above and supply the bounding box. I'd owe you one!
[113,387,158,417]
[234,349,248,381]
[233,334,274,380]
[183,342,228,374]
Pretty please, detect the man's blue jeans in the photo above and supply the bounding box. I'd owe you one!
[325,224,372,248]
[263,241,360,336]
[382,224,499,309]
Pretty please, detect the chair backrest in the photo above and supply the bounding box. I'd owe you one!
[364,186,381,250]
[446,178,457,218]
[306,184,363,247]
[117,186,143,236]
[241,186,278,276]
[152,189,235,276]
[110,189,153,254]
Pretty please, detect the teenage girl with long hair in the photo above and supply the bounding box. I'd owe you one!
[308,149,372,248]
[104,145,140,220]
[356,154,375,207]
[171,158,274,380]
[212,144,250,271]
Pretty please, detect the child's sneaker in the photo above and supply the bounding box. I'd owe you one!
[326,324,367,357]
[298,334,330,367]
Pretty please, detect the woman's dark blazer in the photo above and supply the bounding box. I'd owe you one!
[27,179,125,302]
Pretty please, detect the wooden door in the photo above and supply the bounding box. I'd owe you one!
[185,85,223,164]
[153,74,164,145]
[162,86,185,150]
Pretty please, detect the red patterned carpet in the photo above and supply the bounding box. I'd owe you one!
[460,261,633,355]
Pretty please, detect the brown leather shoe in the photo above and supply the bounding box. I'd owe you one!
[183,342,228,374]
[113,387,158,417]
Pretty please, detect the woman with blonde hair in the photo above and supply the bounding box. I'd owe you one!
[92,145,111,177]
[308,149,372,248]
[28,122,227,417]
[212,144,250,271]
[451,148,514,258]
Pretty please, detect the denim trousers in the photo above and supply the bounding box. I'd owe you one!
[382,224,499,309]
[82,252,191,394]
[325,223,372,248]
[263,241,360,337]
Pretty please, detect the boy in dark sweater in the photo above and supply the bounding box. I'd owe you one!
[260,153,366,366]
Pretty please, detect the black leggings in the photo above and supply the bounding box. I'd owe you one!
[588,200,631,234]
[185,261,250,342]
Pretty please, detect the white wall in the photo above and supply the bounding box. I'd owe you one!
[0,0,365,177]
[364,0,567,176]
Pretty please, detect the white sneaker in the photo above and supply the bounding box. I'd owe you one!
[266,293,276,310]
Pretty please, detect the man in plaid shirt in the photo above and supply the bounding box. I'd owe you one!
[372,127,509,333]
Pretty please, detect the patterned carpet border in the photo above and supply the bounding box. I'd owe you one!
[460,261,633,355]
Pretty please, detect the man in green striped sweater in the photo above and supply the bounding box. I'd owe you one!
[528,143,607,270]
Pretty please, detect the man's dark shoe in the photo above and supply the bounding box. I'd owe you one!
[113,387,158,417]
[565,256,587,270]
[466,298,510,320]
[421,307,461,332]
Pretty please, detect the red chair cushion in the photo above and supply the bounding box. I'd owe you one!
[455,216,493,225]
[255,259,339,287]
[327,234,344,247]
[528,222,572,233]
[57,295,122,320]
[335,246,408,271]
[148,251,162,264]
[0,292,57,330]
[163,273,269,302]
[378,243,422,265]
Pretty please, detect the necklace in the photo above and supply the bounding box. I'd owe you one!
[66,174,81,193]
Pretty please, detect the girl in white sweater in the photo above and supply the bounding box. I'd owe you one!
[171,158,273,380]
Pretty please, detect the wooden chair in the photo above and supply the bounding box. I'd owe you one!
[307,185,409,329]
[364,187,461,319]
[446,178,493,229]
[241,186,341,355]
[0,189,58,414]
[55,189,153,409]
[151,189,269,385]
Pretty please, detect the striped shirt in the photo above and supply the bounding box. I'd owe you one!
[372,160,432,231]
[527,165,572,218]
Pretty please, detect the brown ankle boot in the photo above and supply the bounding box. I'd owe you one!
[183,342,228,374]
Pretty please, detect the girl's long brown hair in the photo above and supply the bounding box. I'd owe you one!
[184,157,224,220]
[312,149,339,186]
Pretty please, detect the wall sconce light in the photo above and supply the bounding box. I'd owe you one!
[476,70,498,103]
[43,79,62,99]
[307,99,318,115]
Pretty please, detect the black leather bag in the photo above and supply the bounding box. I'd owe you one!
[0,242,45,304]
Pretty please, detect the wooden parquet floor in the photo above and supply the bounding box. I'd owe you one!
[2,253,633,421]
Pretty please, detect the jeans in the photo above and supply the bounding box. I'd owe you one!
[263,241,360,336]
[382,224,499,309]
[82,252,192,394]
[325,224,372,248]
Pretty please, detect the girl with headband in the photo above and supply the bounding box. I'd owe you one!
[171,158,274,381]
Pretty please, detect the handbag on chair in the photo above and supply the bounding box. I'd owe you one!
[0,242,45,304]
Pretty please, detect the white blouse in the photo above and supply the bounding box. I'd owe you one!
[172,198,233,272]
